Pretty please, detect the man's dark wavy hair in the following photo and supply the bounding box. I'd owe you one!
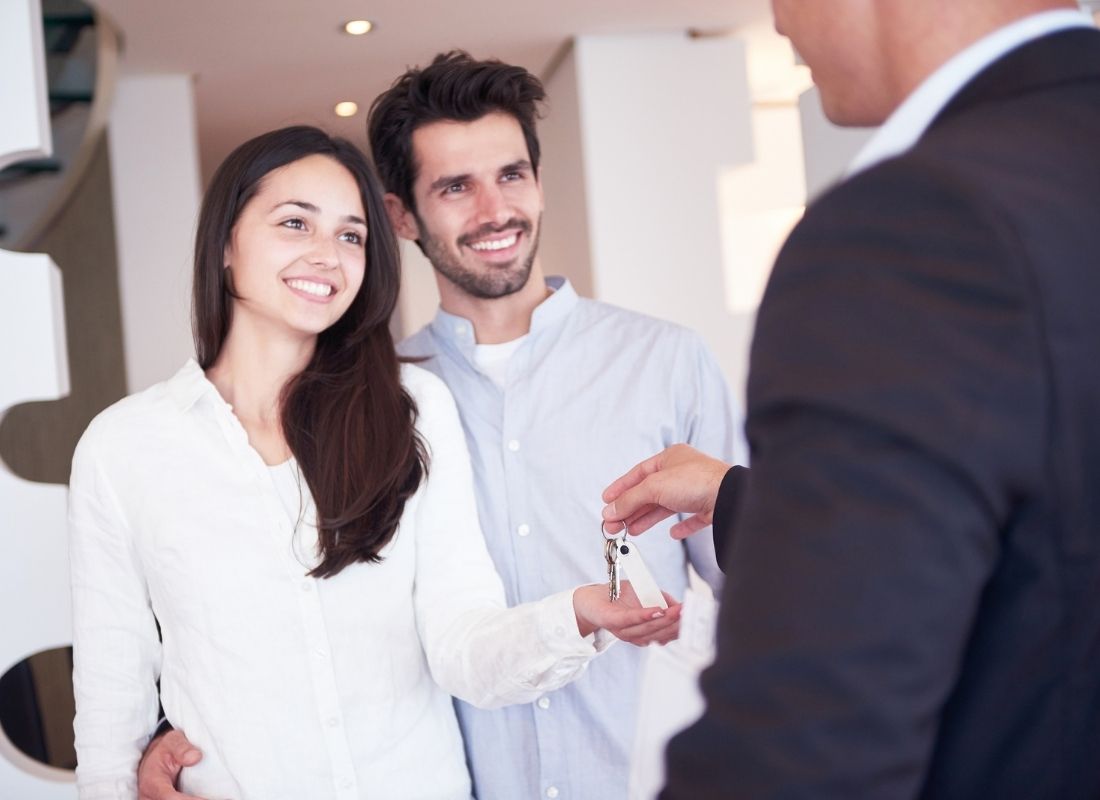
[368,50,546,211]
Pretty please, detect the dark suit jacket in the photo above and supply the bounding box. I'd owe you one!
[663,28,1100,799]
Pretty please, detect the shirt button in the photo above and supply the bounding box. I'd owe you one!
[314,648,327,659]
[301,581,312,592]
[507,439,520,452]
[340,778,353,789]
[517,523,530,537]
[454,323,465,335]
[554,626,566,638]
[537,696,551,710]
[327,717,340,728]
[546,787,560,799]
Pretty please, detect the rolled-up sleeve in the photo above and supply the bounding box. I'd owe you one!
[410,372,607,709]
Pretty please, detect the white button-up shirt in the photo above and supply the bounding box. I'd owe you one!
[69,360,606,800]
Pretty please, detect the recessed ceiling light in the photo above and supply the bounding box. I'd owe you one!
[344,19,373,35]
[334,101,359,117]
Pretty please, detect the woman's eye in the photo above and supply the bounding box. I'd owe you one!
[341,231,364,245]
[282,218,306,230]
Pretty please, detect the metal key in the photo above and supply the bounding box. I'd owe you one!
[604,528,624,601]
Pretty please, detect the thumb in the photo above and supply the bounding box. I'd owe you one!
[177,747,202,767]
[163,731,203,766]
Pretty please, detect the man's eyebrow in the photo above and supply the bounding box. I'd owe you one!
[428,173,472,193]
[270,200,366,226]
[427,160,533,193]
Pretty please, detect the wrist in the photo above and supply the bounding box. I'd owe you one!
[572,585,599,637]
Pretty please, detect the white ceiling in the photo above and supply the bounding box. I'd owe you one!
[89,0,775,179]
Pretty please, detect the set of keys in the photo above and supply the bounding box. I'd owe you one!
[603,525,669,609]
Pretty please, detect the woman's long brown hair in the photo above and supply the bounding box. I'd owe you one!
[192,126,427,578]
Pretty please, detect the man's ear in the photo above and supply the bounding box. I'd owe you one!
[384,193,419,241]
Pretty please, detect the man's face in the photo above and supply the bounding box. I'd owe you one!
[392,112,545,300]
[772,0,893,126]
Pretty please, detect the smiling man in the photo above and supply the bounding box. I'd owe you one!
[370,52,741,799]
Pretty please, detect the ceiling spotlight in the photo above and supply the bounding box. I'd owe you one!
[344,19,373,35]
[334,101,359,117]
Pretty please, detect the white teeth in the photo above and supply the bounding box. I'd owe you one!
[286,279,333,297]
[470,233,518,252]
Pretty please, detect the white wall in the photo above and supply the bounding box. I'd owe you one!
[558,33,758,401]
[107,74,202,391]
[395,239,441,339]
[539,44,595,299]
[799,86,874,200]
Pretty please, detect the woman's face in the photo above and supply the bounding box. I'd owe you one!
[224,154,368,341]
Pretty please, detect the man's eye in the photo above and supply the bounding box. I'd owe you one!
[502,171,523,182]
[444,183,466,194]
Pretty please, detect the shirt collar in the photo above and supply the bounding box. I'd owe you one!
[427,276,579,346]
[167,358,222,413]
[847,9,1094,177]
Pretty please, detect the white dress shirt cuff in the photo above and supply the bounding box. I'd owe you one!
[538,588,617,656]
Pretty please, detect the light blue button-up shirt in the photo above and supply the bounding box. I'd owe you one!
[398,277,741,800]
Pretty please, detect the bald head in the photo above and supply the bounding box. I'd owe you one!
[772,0,1081,126]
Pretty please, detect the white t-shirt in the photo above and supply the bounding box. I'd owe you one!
[473,334,528,389]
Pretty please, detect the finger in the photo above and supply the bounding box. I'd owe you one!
[162,731,203,765]
[146,789,207,800]
[600,505,659,536]
[615,602,683,633]
[602,480,675,530]
[615,611,683,644]
[623,505,677,536]
[669,514,712,540]
[140,732,204,800]
[648,621,682,646]
[142,772,207,800]
[601,452,666,504]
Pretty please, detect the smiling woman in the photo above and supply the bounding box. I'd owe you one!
[66,125,678,799]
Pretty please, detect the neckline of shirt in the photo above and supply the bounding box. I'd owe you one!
[429,275,578,345]
[847,9,1094,178]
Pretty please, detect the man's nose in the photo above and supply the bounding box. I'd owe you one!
[475,184,511,227]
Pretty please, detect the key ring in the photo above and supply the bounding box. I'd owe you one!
[601,520,627,542]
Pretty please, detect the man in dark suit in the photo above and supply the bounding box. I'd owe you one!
[602,1,1100,797]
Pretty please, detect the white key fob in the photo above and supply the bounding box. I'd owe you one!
[616,540,668,609]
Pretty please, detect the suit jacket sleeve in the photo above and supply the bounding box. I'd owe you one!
[712,465,749,569]
[662,156,1046,798]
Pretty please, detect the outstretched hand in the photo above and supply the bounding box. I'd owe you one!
[573,581,682,646]
[138,728,205,800]
[601,444,730,539]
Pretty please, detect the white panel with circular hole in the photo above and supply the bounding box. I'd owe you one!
[0,0,76,795]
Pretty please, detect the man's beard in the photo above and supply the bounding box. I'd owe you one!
[417,213,542,300]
